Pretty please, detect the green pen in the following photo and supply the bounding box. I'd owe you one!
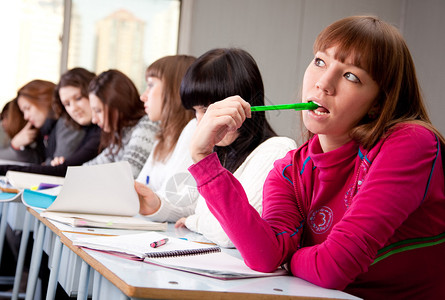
[251,101,319,112]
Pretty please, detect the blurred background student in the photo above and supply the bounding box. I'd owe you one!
[136,48,296,247]
[83,69,159,178]
[134,54,197,214]
[0,98,41,163]
[0,68,101,176]
[0,79,85,167]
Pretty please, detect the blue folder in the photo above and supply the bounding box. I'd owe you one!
[22,189,57,209]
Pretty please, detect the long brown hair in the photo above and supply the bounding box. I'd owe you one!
[88,69,145,154]
[307,15,445,150]
[146,55,196,162]
[17,79,57,119]
[1,99,27,138]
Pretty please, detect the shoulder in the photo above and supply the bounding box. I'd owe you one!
[178,118,197,139]
[257,136,297,151]
[174,118,197,147]
[271,139,313,180]
[185,118,197,129]
[135,115,159,132]
[242,136,297,167]
[54,117,72,131]
[126,116,158,139]
[54,117,82,136]
[382,123,438,152]
[367,123,439,163]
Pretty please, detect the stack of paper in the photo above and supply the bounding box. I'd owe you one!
[41,211,167,231]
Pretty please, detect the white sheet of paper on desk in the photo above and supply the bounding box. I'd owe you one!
[45,161,139,216]
[144,251,288,280]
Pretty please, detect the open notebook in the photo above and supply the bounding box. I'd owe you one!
[73,231,220,259]
[73,231,287,280]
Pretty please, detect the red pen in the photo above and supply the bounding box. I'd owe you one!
[150,238,169,248]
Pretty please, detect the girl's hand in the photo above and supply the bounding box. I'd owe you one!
[134,181,161,215]
[190,96,251,163]
[175,217,187,228]
[10,122,38,149]
[50,156,65,166]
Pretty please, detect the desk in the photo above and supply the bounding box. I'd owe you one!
[26,208,360,300]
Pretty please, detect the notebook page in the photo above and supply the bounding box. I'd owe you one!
[72,231,220,258]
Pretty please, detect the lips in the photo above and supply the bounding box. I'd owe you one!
[311,100,330,115]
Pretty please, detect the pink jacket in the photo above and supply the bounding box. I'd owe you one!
[189,124,445,299]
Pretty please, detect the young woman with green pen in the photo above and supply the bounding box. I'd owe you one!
[187,16,445,299]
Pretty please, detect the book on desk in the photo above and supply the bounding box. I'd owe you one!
[7,161,167,231]
[72,231,288,280]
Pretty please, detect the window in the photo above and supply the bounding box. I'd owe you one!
[0,0,181,108]
[0,0,64,104]
[69,0,180,92]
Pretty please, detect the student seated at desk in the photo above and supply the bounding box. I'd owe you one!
[136,48,296,248]
[0,98,42,163]
[0,79,85,167]
[83,69,159,178]
[0,68,102,176]
[186,16,445,299]
[133,54,197,213]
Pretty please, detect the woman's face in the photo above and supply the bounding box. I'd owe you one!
[17,96,49,128]
[89,93,109,132]
[59,86,92,126]
[140,76,163,122]
[302,46,379,152]
[194,105,239,146]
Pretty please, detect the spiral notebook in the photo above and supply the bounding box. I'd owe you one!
[72,231,220,259]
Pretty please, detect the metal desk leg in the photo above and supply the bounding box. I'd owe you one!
[11,210,32,300]
[24,220,46,300]
[0,202,9,266]
[45,236,62,300]
[92,270,100,300]
[77,260,90,300]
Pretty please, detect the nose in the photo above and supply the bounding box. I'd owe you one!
[315,71,335,95]
[91,113,97,124]
[140,88,148,102]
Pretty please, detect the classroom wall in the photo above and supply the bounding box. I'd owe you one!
[179,0,445,144]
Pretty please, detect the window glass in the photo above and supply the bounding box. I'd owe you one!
[69,0,180,92]
[0,0,64,106]
[0,0,180,109]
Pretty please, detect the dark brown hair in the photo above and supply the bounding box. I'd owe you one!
[88,69,145,154]
[54,68,96,129]
[308,15,444,149]
[146,55,196,162]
